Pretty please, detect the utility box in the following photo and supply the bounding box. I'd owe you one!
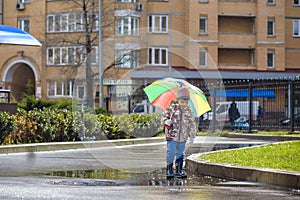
[0,89,17,114]
[0,103,18,114]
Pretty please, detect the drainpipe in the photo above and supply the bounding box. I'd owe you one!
[248,82,253,132]
[211,88,216,132]
[168,0,172,77]
[290,80,295,133]
[0,0,3,24]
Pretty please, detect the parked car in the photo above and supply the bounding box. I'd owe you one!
[203,101,259,122]
[278,113,300,126]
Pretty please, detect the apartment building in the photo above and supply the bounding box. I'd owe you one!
[0,0,299,112]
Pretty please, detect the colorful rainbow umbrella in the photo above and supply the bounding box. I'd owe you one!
[143,78,211,117]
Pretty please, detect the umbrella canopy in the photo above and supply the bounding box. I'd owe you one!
[0,25,42,46]
[143,77,211,117]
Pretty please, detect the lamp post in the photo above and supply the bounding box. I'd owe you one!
[98,0,104,107]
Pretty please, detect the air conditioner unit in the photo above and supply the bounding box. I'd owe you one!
[16,3,25,10]
[136,3,144,11]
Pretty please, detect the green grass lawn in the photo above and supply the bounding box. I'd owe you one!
[200,141,300,172]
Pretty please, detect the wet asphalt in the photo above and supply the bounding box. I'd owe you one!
[0,137,299,199]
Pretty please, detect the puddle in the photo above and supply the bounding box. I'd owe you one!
[47,168,227,187]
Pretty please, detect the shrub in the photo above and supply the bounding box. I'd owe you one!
[7,110,38,144]
[98,113,163,139]
[97,114,129,139]
[82,113,105,140]
[18,95,72,111]
[7,108,84,144]
[29,108,83,142]
[0,112,17,144]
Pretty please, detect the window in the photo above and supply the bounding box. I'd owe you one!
[148,47,168,66]
[47,46,97,66]
[18,18,30,33]
[116,0,137,2]
[199,0,208,2]
[47,80,74,98]
[19,0,30,3]
[115,50,138,68]
[267,0,274,4]
[116,17,139,36]
[199,49,207,67]
[199,16,207,34]
[267,18,275,36]
[75,85,86,100]
[293,0,300,6]
[148,15,168,33]
[267,50,275,68]
[293,19,300,37]
[47,13,97,33]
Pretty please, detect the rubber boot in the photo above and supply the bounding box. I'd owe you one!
[174,161,187,179]
[166,163,174,179]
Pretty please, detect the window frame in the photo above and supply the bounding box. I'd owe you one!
[47,80,74,98]
[115,49,138,69]
[148,47,168,66]
[199,15,208,34]
[18,18,30,33]
[116,0,137,2]
[267,50,275,68]
[47,12,97,33]
[199,49,207,68]
[47,46,97,66]
[293,0,300,6]
[267,18,275,36]
[293,19,300,37]
[148,15,168,33]
[115,17,139,36]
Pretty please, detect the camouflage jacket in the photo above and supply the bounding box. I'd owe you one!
[161,101,197,142]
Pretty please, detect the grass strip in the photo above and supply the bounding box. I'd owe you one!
[200,141,300,172]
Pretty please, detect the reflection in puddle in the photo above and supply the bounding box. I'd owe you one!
[48,168,226,187]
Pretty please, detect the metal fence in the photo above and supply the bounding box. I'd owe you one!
[104,80,300,133]
[200,80,300,133]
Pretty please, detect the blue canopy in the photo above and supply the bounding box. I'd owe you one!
[212,89,275,98]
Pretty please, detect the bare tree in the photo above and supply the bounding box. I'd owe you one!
[46,0,138,108]
[46,0,128,108]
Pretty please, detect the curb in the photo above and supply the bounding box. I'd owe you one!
[223,133,300,141]
[186,148,300,189]
[0,137,165,154]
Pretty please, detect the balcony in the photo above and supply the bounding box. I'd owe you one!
[218,48,256,68]
[219,0,256,16]
[219,0,256,2]
[218,16,256,48]
[218,33,256,48]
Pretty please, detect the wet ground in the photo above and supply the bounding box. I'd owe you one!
[0,137,299,199]
[0,172,299,200]
[47,168,227,187]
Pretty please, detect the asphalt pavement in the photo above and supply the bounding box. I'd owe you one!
[0,135,299,199]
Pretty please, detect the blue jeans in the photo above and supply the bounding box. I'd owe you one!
[166,140,186,164]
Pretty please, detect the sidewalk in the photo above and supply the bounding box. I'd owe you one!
[186,133,300,189]
[0,137,165,154]
[1,134,299,189]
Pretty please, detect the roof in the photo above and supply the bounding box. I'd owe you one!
[130,68,300,80]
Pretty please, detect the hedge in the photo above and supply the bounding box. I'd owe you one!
[0,108,163,144]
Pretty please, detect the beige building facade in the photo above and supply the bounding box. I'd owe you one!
[0,0,299,112]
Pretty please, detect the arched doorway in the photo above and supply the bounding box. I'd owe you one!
[4,62,36,102]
